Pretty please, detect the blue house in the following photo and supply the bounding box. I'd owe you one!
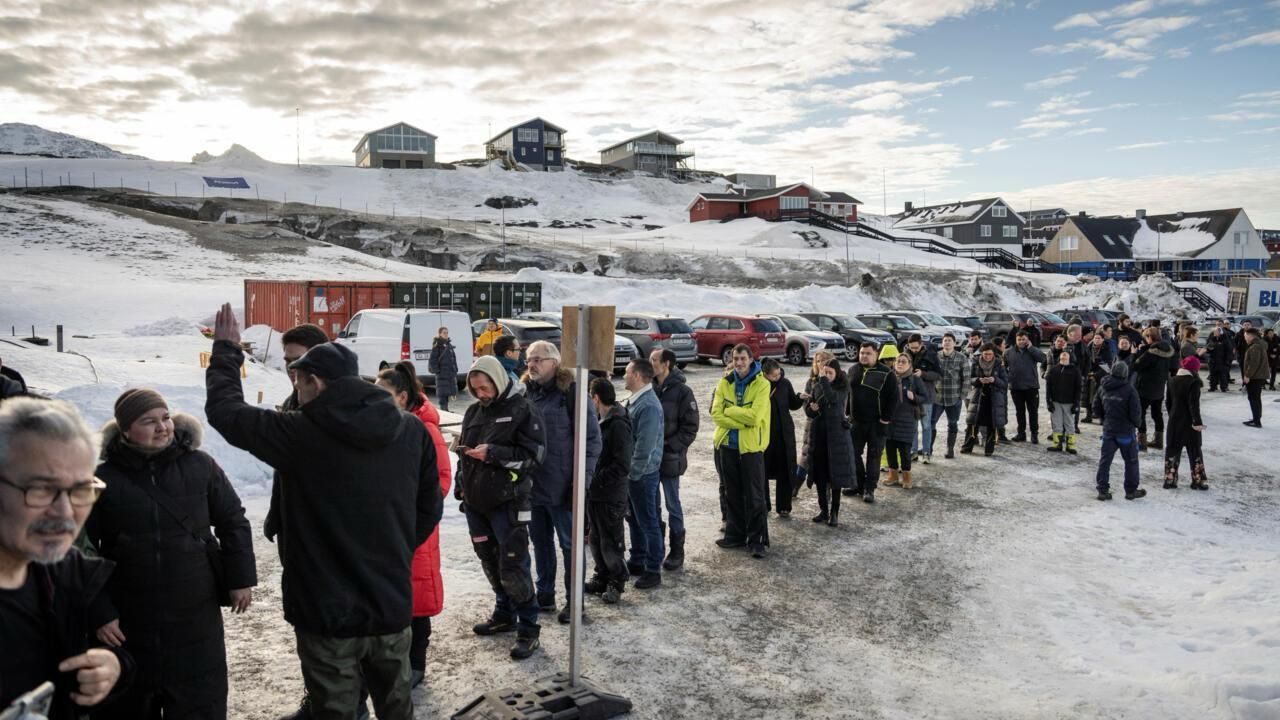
[485,118,566,172]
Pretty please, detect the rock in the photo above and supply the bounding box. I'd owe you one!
[483,196,538,209]
[861,273,876,288]
[572,261,588,274]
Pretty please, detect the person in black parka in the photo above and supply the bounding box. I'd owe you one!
[87,391,256,720]
[586,378,633,604]
[1131,327,1175,451]
[804,357,854,526]
[1164,356,1207,490]
[762,359,804,518]
[427,326,459,412]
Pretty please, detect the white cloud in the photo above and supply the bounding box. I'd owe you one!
[1109,15,1197,39]
[1016,93,1134,137]
[1034,39,1153,62]
[1068,127,1109,136]
[1025,67,1084,89]
[1114,140,1172,150]
[972,138,1013,153]
[1209,110,1279,121]
[1166,46,1192,58]
[1214,29,1280,52]
[1117,65,1149,78]
[987,100,1017,107]
[1242,126,1280,135]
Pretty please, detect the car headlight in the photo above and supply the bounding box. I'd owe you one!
[809,340,825,350]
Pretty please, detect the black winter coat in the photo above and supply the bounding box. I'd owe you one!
[455,378,547,511]
[888,373,925,444]
[804,375,854,489]
[87,414,255,708]
[1046,363,1082,411]
[1132,341,1175,401]
[1206,331,1233,367]
[205,340,442,638]
[654,371,700,477]
[847,363,899,429]
[0,550,135,720]
[764,372,803,481]
[428,338,459,399]
[905,345,941,404]
[590,405,634,504]
[1086,342,1115,381]
[1165,372,1203,449]
[1094,375,1142,438]
[966,359,1008,427]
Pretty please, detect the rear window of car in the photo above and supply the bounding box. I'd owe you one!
[520,327,561,342]
[751,319,783,333]
[657,319,693,334]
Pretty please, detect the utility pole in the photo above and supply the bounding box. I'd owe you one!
[296,108,301,167]
[881,168,886,217]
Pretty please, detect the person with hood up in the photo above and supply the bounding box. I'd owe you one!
[1092,362,1145,501]
[1163,356,1207,490]
[427,326,459,412]
[961,343,1008,456]
[712,344,771,558]
[204,304,443,717]
[584,378,633,605]
[845,342,898,502]
[1004,330,1047,444]
[803,357,854,526]
[1131,326,1175,451]
[761,358,803,518]
[521,340,600,619]
[903,334,941,463]
[623,358,665,588]
[455,354,546,659]
[1045,350,1083,454]
[649,348,699,570]
[374,362,451,688]
[87,389,256,720]
[883,353,925,489]
[1241,327,1270,428]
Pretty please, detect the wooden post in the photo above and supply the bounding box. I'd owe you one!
[56,325,63,352]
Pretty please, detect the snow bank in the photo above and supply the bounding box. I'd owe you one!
[0,122,143,159]
[124,316,202,337]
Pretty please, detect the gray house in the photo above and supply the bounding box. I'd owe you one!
[353,122,437,168]
[599,130,694,176]
[891,197,1025,250]
[725,173,776,190]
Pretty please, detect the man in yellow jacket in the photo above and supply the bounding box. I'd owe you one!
[474,319,503,357]
[711,343,772,559]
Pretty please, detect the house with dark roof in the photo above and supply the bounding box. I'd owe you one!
[891,198,1025,250]
[687,183,825,223]
[1025,209,1082,258]
[813,192,862,222]
[1041,208,1270,281]
[353,122,437,168]
[599,130,693,176]
[485,117,566,171]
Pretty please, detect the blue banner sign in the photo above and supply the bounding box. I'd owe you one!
[203,176,250,189]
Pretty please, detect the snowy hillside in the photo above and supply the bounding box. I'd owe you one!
[0,123,144,159]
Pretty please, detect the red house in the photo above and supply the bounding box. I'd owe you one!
[687,183,826,223]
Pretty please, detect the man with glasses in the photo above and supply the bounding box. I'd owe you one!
[0,397,132,717]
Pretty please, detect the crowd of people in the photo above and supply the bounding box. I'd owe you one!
[0,305,1274,720]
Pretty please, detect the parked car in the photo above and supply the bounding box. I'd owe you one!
[1021,310,1067,344]
[471,317,563,358]
[1053,308,1111,330]
[976,311,1022,338]
[796,312,897,352]
[944,315,988,337]
[507,313,640,374]
[613,312,697,367]
[336,308,473,386]
[756,313,847,365]
[689,314,786,365]
[1229,314,1270,330]
[885,310,973,343]
[856,313,943,348]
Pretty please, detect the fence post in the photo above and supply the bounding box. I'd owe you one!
[56,325,64,353]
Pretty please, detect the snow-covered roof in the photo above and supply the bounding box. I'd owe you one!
[1130,209,1241,259]
[891,197,1024,228]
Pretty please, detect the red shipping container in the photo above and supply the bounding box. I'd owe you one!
[244,280,392,339]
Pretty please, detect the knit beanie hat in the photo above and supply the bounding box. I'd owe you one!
[1181,356,1201,373]
[1110,362,1130,380]
[114,388,168,431]
[468,355,510,398]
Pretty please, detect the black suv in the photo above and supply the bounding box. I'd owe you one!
[796,312,897,351]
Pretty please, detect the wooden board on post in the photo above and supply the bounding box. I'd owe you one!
[560,306,616,372]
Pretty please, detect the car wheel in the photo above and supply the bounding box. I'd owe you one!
[720,346,734,366]
[787,344,806,365]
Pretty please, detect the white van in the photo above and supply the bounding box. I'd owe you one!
[334,309,473,387]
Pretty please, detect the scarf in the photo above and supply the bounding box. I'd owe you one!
[977,357,996,376]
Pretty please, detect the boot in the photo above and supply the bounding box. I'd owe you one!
[984,430,996,456]
[1190,458,1209,490]
[882,468,900,487]
[997,428,1010,444]
[1151,431,1164,450]
[663,530,686,571]
[1125,488,1147,500]
[510,628,541,660]
[1163,458,1178,489]
[1012,431,1027,442]
[280,694,314,720]
[902,470,913,489]
[584,576,609,595]
[828,493,840,526]
[1138,432,1149,452]
[945,429,957,459]
[1031,432,1039,445]
[601,581,623,604]
[960,425,977,454]
[1046,433,1062,452]
[1065,434,1078,455]
[634,571,662,589]
[473,614,517,636]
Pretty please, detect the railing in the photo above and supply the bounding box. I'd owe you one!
[632,142,694,156]
[1176,286,1226,313]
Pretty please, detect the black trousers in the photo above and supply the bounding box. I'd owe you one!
[410,617,432,673]
[851,425,885,496]
[815,475,841,516]
[1011,388,1039,435]
[1209,362,1231,391]
[885,439,912,471]
[1139,397,1164,434]
[587,499,629,586]
[771,471,794,514]
[718,447,769,547]
[1247,379,1265,422]
[1164,434,1206,484]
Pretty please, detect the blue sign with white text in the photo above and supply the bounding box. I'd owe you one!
[202,176,250,189]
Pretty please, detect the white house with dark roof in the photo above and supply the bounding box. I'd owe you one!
[891,197,1024,250]
[813,191,862,222]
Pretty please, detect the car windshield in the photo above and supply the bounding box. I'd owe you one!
[657,318,692,334]
[520,326,561,342]
[888,316,920,329]
[778,315,820,332]
[921,312,949,326]
[751,319,783,333]
[833,314,868,329]
[1039,312,1067,324]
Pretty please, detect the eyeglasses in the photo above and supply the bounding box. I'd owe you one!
[0,475,106,508]
[526,356,553,365]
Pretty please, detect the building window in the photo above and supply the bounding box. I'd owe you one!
[992,205,1007,218]
[520,147,526,157]
[517,128,538,143]
[545,131,560,145]
[943,226,953,239]
[981,224,992,237]
[1003,225,1017,238]
[1061,235,1079,251]
[547,150,555,162]
[779,195,809,210]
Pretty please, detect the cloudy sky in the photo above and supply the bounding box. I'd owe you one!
[4,0,1280,224]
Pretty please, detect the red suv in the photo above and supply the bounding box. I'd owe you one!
[689,314,786,365]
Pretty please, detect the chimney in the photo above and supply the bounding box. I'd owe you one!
[1078,211,1086,218]
[1135,209,1146,219]
[904,201,914,213]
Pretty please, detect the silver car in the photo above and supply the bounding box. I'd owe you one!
[615,313,697,367]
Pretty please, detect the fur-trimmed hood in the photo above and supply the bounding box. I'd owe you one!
[522,366,574,393]
[100,411,204,464]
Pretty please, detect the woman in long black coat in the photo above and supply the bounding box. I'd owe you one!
[804,357,855,527]
[762,359,804,517]
[1164,357,1208,490]
[428,326,460,411]
[86,390,256,720]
